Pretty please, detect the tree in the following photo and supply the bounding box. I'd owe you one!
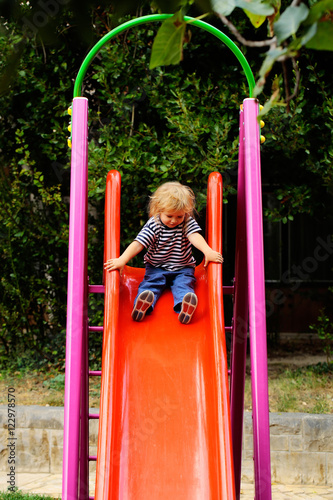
[0,1,332,368]
[151,0,333,112]
[1,0,333,111]
[0,3,244,368]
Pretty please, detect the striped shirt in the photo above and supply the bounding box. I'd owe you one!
[135,216,201,271]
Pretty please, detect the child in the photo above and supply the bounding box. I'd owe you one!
[104,181,223,324]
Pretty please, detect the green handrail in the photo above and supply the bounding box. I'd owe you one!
[73,14,255,98]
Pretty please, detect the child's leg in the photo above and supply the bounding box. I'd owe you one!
[131,290,154,322]
[171,267,196,313]
[178,292,198,324]
[133,265,167,316]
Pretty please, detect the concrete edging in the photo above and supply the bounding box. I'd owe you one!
[0,406,332,486]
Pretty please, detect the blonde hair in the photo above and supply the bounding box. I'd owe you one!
[148,181,196,219]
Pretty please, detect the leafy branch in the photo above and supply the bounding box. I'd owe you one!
[149,0,333,109]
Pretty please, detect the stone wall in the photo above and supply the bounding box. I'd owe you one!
[0,406,99,476]
[1,406,332,485]
[242,412,333,486]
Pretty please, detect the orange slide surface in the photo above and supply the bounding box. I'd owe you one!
[95,170,235,500]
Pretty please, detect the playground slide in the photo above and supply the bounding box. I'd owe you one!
[94,170,235,500]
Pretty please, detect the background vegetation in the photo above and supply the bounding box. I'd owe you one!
[0,491,54,500]
[0,1,332,371]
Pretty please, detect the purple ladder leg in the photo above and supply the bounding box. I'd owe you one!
[243,98,272,500]
[62,97,89,500]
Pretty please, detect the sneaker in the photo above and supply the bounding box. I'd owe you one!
[131,290,154,322]
[178,292,198,324]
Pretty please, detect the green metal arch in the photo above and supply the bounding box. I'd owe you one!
[73,14,255,98]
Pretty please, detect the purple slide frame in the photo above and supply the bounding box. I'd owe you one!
[231,98,272,499]
[244,99,272,500]
[62,97,89,500]
[230,98,249,499]
[62,97,272,499]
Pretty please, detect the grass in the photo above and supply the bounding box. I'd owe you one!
[0,491,55,499]
[0,368,101,408]
[1,361,332,413]
[244,362,333,413]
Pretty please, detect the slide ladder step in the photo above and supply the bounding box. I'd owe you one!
[89,413,99,420]
[223,285,234,295]
[88,284,105,293]
[88,326,103,333]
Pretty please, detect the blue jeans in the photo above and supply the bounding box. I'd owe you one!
[134,264,196,313]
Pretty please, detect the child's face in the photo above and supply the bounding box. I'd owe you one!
[160,210,186,228]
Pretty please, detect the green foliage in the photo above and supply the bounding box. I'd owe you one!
[309,361,333,375]
[274,3,310,44]
[261,54,333,222]
[1,0,333,105]
[86,18,241,255]
[264,186,312,223]
[0,3,332,372]
[0,491,54,500]
[306,18,333,50]
[146,0,333,103]
[305,0,333,50]
[149,11,187,69]
[211,0,274,17]
[0,13,75,370]
[0,163,69,370]
[43,372,65,390]
[310,308,333,363]
[0,6,243,369]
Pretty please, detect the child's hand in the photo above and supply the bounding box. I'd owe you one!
[203,250,224,267]
[104,258,124,274]
[187,232,224,268]
[104,241,143,275]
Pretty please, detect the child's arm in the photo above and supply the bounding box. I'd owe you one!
[188,232,224,267]
[104,240,144,272]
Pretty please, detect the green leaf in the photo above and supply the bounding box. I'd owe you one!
[236,0,274,17]
[306,21,333,51]
[259,47,288,77]
[289,23,318,51]
[210,0,237,16]
[274,3,309,44]
[244,10,267,28]
[253,47,288,97]
[305,0,333,25]
[149,11,186,69]
[211,0,274,17]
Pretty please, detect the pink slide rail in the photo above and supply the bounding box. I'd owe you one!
[62,97,90,500]
[230,98,272,499]
[62,97,272,499]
